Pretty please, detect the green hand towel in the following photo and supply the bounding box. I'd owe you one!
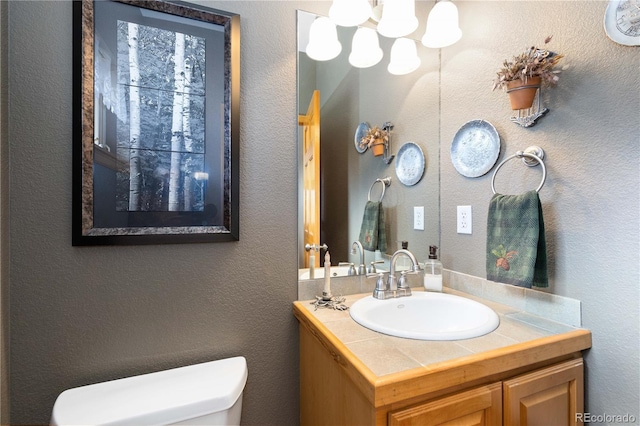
[486,190,548,288]
[359,201,387,252]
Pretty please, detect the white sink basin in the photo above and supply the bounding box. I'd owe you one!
[350,292,499,341]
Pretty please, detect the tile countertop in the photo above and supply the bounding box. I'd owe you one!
[294,287,591,378]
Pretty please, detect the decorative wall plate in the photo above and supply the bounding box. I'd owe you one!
[395,142,425,186]
[604,0,640,46]
[450,120,501,178]
[354,122,370,153]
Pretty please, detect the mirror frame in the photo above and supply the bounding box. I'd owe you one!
[72,0,240,245]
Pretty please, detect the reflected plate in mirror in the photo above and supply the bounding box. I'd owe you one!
[451,120,501,178]
[355,122,370,153]
[395,142,425,186]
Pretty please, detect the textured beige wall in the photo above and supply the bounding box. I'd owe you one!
[8,1,300,424]
[440,1,639,417]
[0,1,8,423]
[6,0,639,424]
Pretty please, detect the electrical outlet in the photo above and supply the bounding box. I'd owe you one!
[414,206,424,230]
[457,205,472,234]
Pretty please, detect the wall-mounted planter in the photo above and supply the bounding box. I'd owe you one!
[506,76,541,110]
[371,140,386,156]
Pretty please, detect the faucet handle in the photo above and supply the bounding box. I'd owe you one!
[371,272,390,299]
[338,262,358,276]
[366,270,386,279]
[350,264,358,276]
[368,260,385,274]
[396,271,412,298]
[397,271,410,288]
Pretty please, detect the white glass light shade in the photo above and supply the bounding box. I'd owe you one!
[306,17,342,61]
[349,27,384,68]
[329,0,372,27]
[377,0,419,38]
[387,38,421,75]
[421,0,462,48]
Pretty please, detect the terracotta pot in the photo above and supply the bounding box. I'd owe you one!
[371,140,385,156]
[506,76,541,110]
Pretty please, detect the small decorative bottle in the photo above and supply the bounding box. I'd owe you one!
[423,245,443,292]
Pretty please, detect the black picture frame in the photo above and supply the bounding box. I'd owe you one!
[73,0,240,245]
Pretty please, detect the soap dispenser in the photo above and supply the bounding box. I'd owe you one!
[423,245,443,292]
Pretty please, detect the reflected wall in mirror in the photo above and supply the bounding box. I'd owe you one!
[73,0,240,245]
[297,9,440,279]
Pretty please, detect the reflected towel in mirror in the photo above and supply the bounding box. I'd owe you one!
[359,201,387,252]
[486,190,548,288]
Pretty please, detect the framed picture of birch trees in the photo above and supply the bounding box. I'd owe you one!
[72,0,240,245]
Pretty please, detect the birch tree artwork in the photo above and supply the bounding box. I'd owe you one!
[116,21,206,213]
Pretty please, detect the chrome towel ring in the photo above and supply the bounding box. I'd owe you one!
[368,177,391,202]
[491,146,546,194]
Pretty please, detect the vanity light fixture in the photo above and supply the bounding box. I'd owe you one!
[306,17,342,61]
[305,0,462,75]
[377,0,419,39]
[349,27,384,68]
[421,0,462,48]
[387,38,421,75]
[329,0,372,27]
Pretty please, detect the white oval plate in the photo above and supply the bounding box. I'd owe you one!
[395,142,425,186]
[451,120,501,178]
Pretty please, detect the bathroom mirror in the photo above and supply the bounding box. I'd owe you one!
[297,9,440,278]
[73,0,240,245]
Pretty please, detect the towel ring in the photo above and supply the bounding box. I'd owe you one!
[368,177,391,202]
[491,146,546,194]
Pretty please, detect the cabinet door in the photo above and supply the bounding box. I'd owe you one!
[503,358,583,426]
[388,382,502,426]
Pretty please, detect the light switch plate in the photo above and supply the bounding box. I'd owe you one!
[457,205,472,234]
[414,206,424,230]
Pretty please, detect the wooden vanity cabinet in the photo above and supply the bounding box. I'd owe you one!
[385,359,583,426]
[388,382,503,426]
[295,298,590,426]
[503,358,584,426]
[296,305,590,426]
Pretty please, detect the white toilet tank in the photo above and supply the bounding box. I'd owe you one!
[51,356,247,426]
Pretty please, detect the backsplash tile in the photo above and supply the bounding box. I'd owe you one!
[445,269,582,327]
[523,290,582,328]
[482,278,526,311]
[297,275,362,301]
[444,269,484,297]
[298,269,582,328]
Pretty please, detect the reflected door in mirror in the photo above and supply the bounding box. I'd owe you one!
[299,90,320,267]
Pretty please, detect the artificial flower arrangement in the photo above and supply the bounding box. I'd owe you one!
[359,126,389,156]
[492,36,565,95]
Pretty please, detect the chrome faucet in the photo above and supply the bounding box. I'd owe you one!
[351,241,366,275]
[389,249,420,297]
[371,249,420,300]
[305,243,328,279]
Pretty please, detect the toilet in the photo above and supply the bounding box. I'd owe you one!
[50,356,247,426]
